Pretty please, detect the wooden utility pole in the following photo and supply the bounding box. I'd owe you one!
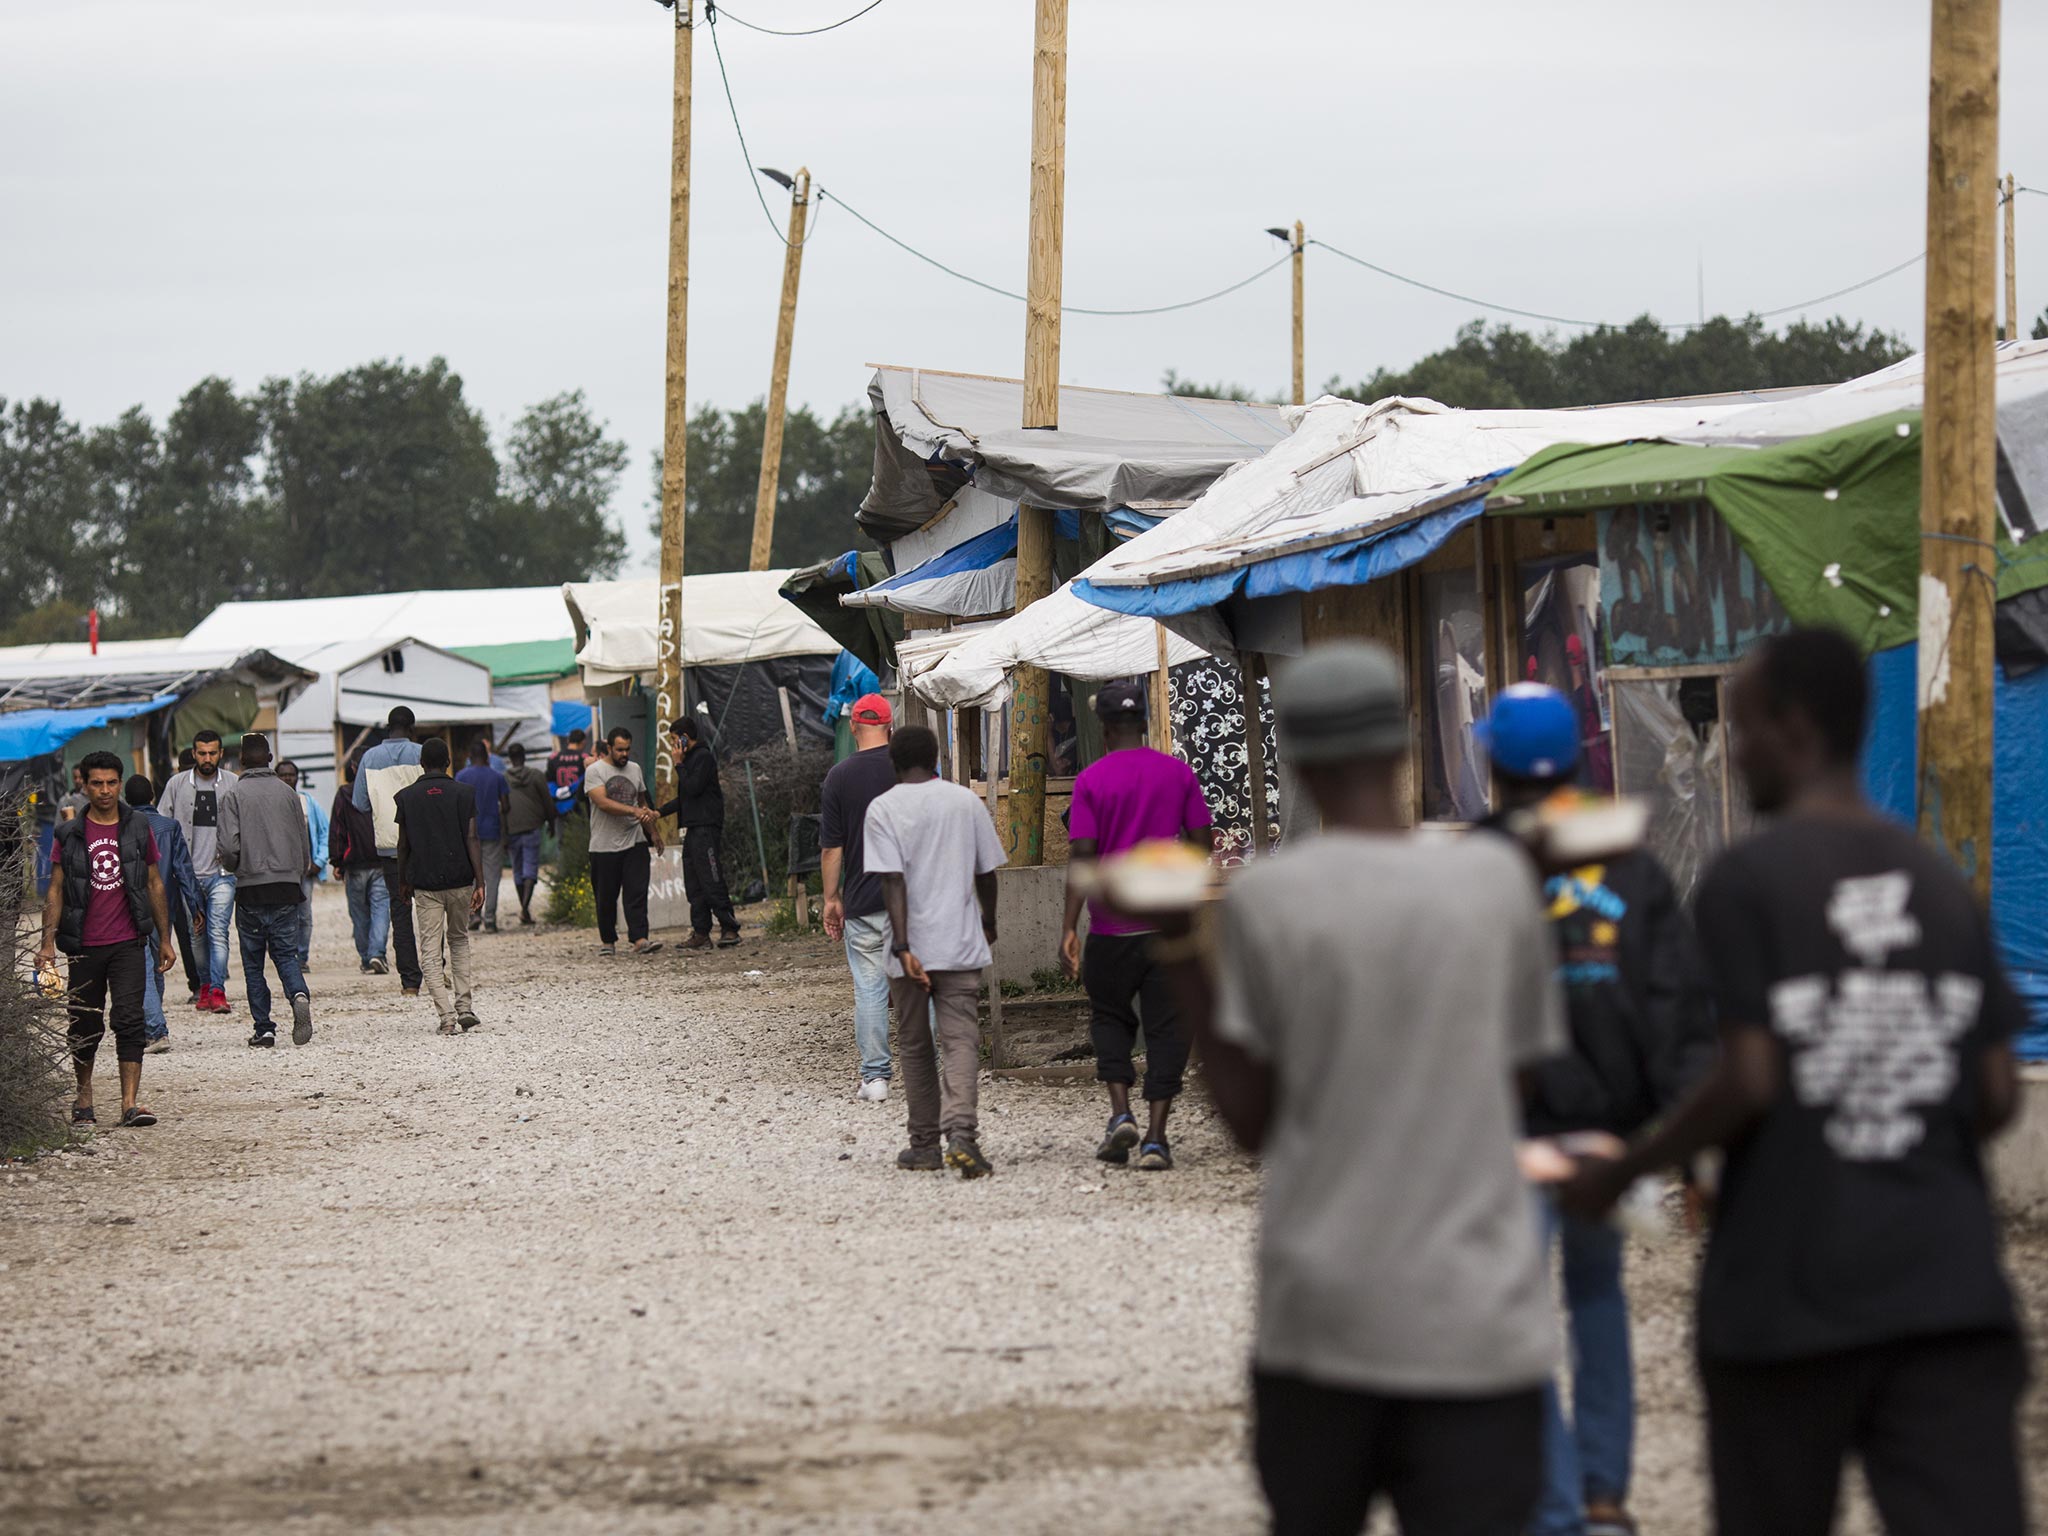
[1148,622,1173,753]
[1916,0,2000,900]
[2003,170,2018,341]
[1005,0,1067,865]
[1291,220,1306,406]
[749,167,810,572]
[655,1,694,809]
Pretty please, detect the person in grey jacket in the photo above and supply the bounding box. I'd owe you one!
[218,734,315,1048]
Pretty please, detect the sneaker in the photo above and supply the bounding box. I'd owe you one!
[145,1036,172,1055]
[1096,1113,1141,1165]
[1136,1137,1174,1172]
[634,939,664,956]
[192,989,210,1012]
[945,1135,994,1180]
[857,1077,889,1103]
[402,986,421,998]
[290,993,313,1046]
[468,917,482,933]
[895,1145,943,1171]
[1585,1502,1638,1536]
[209,988,233,1014]
[679,932,710,952]
[436,1020,460,1036]
[518,912,535,927]
[359,961,374,975]
[597,944,616,957]
[457,1011,481,1032]
[368,957,390,976]
[483,920,499,934]
[248,1030,275,1048]
[716,930,742,948]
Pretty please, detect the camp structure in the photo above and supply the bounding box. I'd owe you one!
[179,586,586,785]
[561,568,843,757]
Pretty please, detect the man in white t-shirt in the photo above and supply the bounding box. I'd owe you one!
[863,725,1006,1179]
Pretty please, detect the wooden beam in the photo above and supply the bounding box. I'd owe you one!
[655,1,693,814]
[1291,219,1306,407]
[2004,170,2019,342]
[1148,622,1173,753]
[1916,0,2001,899]
[749,168,809,572]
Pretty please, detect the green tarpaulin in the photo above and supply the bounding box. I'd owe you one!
[1489,411,2048,653]
[451,639,579,684]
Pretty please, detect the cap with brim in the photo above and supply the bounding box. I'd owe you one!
[851,692,892,725]
[1093,679,1146,719]
[1275,642,1411,764]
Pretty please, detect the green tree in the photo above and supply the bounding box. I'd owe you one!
[646,400,875,574]
[489,390,629,584]
[0,398,94,622]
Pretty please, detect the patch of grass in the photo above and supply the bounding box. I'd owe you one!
[544,811,595,928]
[999,966,1082,998]
[763,899,825,938]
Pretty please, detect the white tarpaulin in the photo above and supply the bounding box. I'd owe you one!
[181,586,575,653]
[905,587,1211,710]
[563,570,840,687]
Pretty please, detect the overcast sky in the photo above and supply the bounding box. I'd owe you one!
[6,0,2043,571]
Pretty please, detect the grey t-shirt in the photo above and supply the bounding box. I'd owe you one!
[582,759,648,855]
[159,767,239,877]
[861,778,1007,977]
[1215,830,1565,1396]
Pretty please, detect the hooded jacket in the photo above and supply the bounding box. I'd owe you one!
[352,738,424,856]
[503,762,554,836]
[218,766,313,900]
[657,742,724,830]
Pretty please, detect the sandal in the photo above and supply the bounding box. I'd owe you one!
[119,1106,157,1128]
[634,940,664,955]
[71,1103,96,1126]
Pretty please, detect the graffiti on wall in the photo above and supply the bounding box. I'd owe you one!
[1600,501,1789,667]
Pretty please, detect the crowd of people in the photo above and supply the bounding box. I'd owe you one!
[32,629,2032,1536]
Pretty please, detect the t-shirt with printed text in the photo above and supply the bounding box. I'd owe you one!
[81,817,158,947]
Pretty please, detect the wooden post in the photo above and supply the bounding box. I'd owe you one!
[1917,0,2001,900]
[982,706,1007,1070]
[655,1,693,814]
[1291,219,1306,407]
[1005,0,1067,865]
[749,167,809,572]
[2003,170,2018,341]
[1148,622,1173,753]
[1242,652,1269,858]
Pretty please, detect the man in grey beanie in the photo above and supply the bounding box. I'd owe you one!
[1149,640,1566,1535]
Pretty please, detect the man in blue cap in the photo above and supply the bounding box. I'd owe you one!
[1478,682,1707,1536]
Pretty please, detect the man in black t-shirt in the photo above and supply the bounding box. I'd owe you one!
[1565,629,2026,1536]
[819,694,898,1101]
[394,738,484,1036]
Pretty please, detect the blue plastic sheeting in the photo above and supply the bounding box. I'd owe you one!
[1863,642,2048,1060]
[1103,508,1163,542]
[823,650,880,727]
[1074,495,1487,619]
[0,698,169,765]
[550,700,593,738]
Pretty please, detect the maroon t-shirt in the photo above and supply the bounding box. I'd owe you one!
[80,817,157,947]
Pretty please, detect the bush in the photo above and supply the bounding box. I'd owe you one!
[720,743,834,901]
[2,794,70,1157]
[545,809,595,928]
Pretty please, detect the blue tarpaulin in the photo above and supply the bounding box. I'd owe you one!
[823,651,880,728]
[549,700,593,739]
[1863,642,2048,1061]
[0,698,171,765]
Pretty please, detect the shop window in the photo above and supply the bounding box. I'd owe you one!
[1518,553,1613,793]
[1416,567,1489,822]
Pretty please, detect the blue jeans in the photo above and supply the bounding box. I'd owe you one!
[142,931,168,1042]
[344,866,389,965]
[236,901,309,1030]
[844,913,894,1080]
[297,878,315,970]
[1531,1196,1634,1535]
[507,829,543,885]
[197,872,236,989]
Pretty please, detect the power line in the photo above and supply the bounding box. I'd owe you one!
[705,0,887,37]
[703,9,823,247]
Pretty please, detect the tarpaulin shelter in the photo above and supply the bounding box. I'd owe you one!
[780,551,898,673]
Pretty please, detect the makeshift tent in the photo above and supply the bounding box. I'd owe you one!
[452,639,580,685]
[0,699,174,766]
[275,638,509,787]
[780,551,898,672]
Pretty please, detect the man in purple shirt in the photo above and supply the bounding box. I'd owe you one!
[1060,679,1212,1170]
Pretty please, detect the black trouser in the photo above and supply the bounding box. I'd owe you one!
[378,856,423,989]
[1253,1369,1543,1536]
[590,844,650,945]
[66,941,149,1068]
[1700,1329,2028,1536]
[1085,931,1189,1101]
[681,824,737,937]
[171,901,199,997]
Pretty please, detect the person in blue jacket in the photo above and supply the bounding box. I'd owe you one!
[126,775,202,1053]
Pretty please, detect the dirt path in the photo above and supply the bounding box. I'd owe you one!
[2,885,2042,1534]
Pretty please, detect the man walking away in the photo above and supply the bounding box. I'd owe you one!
[1160,642,1562,1536]
[353,707,426,995]
[865,726,1006,1179]
[1563,628,2028,1536]
[820,693,897,1100]
[276,759,328,977]
[584,728,663,956]
[125,776,200,1056]
[1477,684,1704,1536]
[219,734,314,1048]
[38,754,174,1127]
[330,749,390,973]
[159,729,238,1014]
[394,738,484,1035]
[168,747,202,1003]
[546,728,592,820]
[1060,679,1212,1171]
[502,743,552,926]
[659,717,739,950]
[456,739,510,933]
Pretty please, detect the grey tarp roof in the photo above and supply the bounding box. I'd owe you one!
[856,365,1292,542]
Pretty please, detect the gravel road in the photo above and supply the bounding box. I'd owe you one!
[2,883,2042,1534]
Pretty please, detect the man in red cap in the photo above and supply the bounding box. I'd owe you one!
[820,693,900,1099]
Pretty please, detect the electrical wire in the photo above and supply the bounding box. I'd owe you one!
[705,0,887,37]
[704,9,826,247]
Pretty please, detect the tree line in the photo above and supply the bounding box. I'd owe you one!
[3,311,1958,646]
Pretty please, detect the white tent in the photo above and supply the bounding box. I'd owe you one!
[181,587,574,653]
[563,570,840,688]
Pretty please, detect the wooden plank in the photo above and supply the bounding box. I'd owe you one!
[749,167,809,571]
[654,1,693,814]
[1148,622,1173,753]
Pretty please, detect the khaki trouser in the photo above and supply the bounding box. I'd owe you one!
[412,887,474,1022]
[890,969,983,1146]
